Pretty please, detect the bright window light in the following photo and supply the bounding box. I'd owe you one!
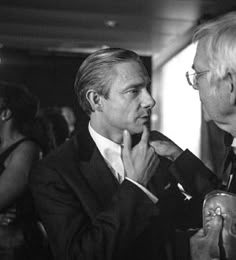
[152,43,201,157]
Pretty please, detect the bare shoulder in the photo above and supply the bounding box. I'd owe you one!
[7,140,41,163]
[16,139,39,150]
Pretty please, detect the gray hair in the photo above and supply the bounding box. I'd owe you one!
[74,48,145,115]
[193,12,236,81]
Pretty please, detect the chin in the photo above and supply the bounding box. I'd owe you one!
[128,125,144,135]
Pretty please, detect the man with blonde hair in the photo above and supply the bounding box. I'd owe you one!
[30,48,178,260]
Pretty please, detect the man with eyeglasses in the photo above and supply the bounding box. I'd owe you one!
[186,70,209,90]
[189,12,236,260]
[154,12,236,260]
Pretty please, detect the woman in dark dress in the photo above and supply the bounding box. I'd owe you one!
[0,82,42,260]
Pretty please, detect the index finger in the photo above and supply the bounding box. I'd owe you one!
[140,125,150,145]
[122,129,132,156]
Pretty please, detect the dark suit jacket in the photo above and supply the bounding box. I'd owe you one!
[29,127,208,260]
[171,148,236,194]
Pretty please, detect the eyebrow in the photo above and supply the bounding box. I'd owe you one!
[122,81,151,92]
[124,83,144,90]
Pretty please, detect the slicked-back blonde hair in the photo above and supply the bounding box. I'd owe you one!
[74,48,146,115]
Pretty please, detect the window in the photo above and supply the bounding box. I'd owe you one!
[151,43,201,157]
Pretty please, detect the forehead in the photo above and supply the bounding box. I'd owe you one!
[193,40,209,70]
[111,61,150,84]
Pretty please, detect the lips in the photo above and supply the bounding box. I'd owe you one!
[140,112,151,118]
[139,116,150,121]
[138,110,151,122]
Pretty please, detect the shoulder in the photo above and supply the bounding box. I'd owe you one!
[38,136,78,166]
[30,129,95,179]
[29,136,79,185]
[15,139,40,152]
[13,139,41,158]
[6,139,41,166]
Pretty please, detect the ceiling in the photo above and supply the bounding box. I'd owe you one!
[0,0,236,65]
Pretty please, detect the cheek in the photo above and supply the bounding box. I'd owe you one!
[105,98,140,123]
[125,105,140,121]
[107,104,129,122]
[199,86,215,107]
[199,84,208,99]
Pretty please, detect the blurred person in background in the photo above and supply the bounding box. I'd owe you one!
[61,106,77,136]
[41,107,69,147]
[31,106,69,158]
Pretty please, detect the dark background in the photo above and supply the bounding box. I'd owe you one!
[0,48,151,125]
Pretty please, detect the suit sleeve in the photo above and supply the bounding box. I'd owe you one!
[150,153,217,230]
[169,149,220,197]
[29,162,160,260]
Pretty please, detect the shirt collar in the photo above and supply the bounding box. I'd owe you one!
[232,138,236,148]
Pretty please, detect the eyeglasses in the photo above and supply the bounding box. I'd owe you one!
[185,70,209,89]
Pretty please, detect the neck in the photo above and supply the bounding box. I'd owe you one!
[215,114,236,138]
[90,116,123,144]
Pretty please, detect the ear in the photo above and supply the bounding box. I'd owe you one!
[0,108,12,121]
[227,72,236,105]
[86,90,103,112]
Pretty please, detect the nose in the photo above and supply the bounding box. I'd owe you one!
[141,89,156,109]
[192,81,199,90]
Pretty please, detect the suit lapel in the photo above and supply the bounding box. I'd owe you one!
[74,128,119,212]
[79,146,119,208]
[57,129,120,218]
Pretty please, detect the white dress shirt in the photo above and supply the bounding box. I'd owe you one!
[231,138,236,151]
[88,123,158,203]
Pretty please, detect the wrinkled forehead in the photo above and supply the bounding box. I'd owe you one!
[112,61,150,81]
